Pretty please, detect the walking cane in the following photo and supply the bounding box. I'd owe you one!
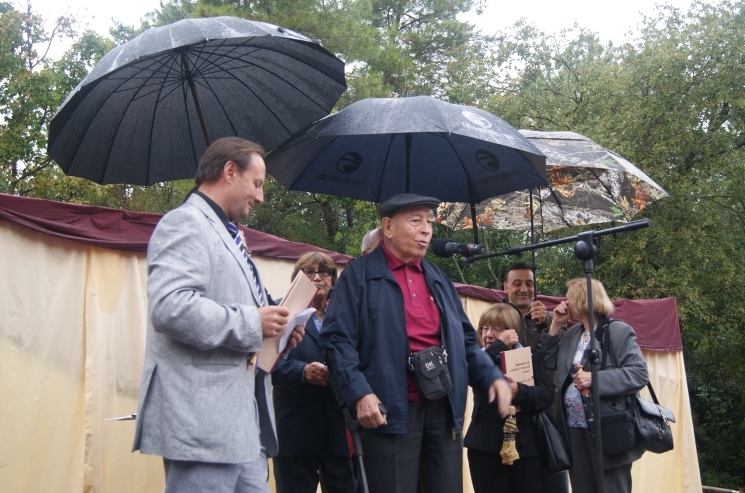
[324,349,386,493]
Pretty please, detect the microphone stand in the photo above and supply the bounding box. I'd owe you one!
[462,218,652,493]
[575,231,604,493]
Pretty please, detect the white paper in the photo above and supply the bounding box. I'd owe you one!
[104,414,137,421]
[278,307,315,354]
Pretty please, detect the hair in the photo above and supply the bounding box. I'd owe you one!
[194,137,265,186]
[291,252,338,286]
[503,262,535,283]
[361,227,383,254]
[475,303,523,348]
[565,277,615,317]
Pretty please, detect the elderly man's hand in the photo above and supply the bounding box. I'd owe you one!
[355,394,387,429]
[488,377,513,418]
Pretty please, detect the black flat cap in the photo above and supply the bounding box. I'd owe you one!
[379,193,440,219]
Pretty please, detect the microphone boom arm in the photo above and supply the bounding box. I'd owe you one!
[462,219,651,263]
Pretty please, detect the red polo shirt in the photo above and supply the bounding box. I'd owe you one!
[380,243,441,401]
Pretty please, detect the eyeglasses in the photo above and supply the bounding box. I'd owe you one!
[303,269,333,279]
[479,326,507,334]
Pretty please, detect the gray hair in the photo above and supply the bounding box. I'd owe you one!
[361,227,383,255]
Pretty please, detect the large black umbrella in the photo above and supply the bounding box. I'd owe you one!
[48,16,346,185]
[266,96,547,210]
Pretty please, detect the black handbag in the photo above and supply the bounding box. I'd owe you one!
[600,405,636,454]
[535,411,572,473]
[599,319,675,454]
[407,345,453,400]
[635,383,675,453]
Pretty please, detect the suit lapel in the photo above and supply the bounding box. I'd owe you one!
[187,194,265,307]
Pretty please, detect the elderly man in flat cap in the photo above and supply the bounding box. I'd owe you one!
[320,193,511,493]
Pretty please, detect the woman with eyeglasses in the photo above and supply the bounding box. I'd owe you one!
[271,252,357,493]
[465,303,555,493]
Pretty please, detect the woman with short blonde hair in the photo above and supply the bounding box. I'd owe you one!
[543,278,649,493]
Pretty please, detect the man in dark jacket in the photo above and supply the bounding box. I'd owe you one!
[320,193,511,493]
[502,262,553,350]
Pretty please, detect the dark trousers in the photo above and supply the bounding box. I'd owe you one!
[467,448,543,493]
[543,469,569,493]
[567,427,632,493]
[273,449,356,493]
[360,399,463,493]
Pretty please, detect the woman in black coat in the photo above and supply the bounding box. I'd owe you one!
[271,252,356,493]
[465,303,555,493]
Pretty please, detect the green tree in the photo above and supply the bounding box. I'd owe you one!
[486,1,745,487]
[0,2,124,203]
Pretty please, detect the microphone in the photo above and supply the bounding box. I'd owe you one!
[432,238,485,257]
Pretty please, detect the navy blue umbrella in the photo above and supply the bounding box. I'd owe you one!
[49,16,346,185]
[266,96,547,207]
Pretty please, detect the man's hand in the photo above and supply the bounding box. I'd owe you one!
[550,301,570,335]
[258,305,290,339]
[286,325,305,350]
[304,361,329,386]
[488,377,513,418]
[529,300,548,324]
[355,394,387,429]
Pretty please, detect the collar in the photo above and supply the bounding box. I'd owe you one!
[194,190,230,230]
[380,242,423,272]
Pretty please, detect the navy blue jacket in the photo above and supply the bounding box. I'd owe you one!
[319,247,503,434]
[272,315,350,457]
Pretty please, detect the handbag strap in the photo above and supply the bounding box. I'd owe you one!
[601,319,661,405]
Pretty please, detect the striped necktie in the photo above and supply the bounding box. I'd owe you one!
[226,222,265,306]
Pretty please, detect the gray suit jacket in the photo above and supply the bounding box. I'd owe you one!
[541,316,649,468]
[132,194,277,463]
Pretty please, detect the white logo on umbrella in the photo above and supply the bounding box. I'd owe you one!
[462,111,492,129]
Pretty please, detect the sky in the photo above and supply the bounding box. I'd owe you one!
[460,0,700,44]
[24,0,703,46]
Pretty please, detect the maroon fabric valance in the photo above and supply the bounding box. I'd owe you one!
[454,283,682,352]
[0,194,681,351]
[0,193,354,264]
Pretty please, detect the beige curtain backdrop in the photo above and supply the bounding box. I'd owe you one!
[0,221,701,493]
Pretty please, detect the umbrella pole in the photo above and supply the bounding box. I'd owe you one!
[469,185,479,244]
[181,52,212,146]
[470,201,478,245]
[405,133,412,193]
[529,188,537,296]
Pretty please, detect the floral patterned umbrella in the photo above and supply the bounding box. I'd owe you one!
[436,130,669,234]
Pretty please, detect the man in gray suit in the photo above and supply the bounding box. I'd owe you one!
[133,137,303,493]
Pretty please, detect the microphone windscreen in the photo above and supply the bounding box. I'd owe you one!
[432,238,453,257]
